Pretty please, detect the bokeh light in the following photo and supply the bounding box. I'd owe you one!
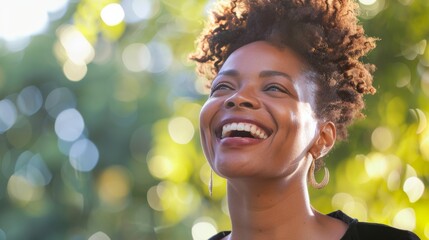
[371,127,393,151]
[358,0,385,19]
[62,59,88,82]
[122,43,151,72]
[0,99,18,133]
[387,170,401,191]
[403,177,425,203]
[364,153,388,179]
[100,3,125,26]
[44,87,77,118]
[342,199,368,222]
[14,151,52,186]
[410,108,427,134]
[168,117,195,144]
[192,220,218,240]
[57,25,95,64]
[0,0,69,51]
[402,40,427,61]
[55,24,94,81]
[7,174,44,204]
[16,86,43,116]
[392,208,416,231]
[331,193,368,221]
[0,1,48,41]
[69,138,99,172]
[147,185,163,211]
[55,108,85,142]
[88,231,111,240]
[148,155,175,179]
[97,165,131,207]
[147,42,173,73]
[122,0,161,23]
[359,0,376,5]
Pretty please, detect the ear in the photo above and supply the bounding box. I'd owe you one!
[309,121,336,158]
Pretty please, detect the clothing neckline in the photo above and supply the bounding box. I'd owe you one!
[208,210,357,240]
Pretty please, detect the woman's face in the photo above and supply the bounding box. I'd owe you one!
[200,41,320,179]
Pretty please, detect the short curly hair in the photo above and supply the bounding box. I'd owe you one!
[190,0,377,140]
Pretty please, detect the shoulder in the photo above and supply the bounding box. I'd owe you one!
[351,222,420,240]
[329,210,420,240]
[208,231,231,240]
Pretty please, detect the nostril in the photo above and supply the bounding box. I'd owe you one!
[225,101,235,108]
[239,102,253,108]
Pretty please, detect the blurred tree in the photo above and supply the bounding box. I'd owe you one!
[0,0,428,240]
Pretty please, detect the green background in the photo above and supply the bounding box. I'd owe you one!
[0,0,428,239]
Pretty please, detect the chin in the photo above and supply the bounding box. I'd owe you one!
[212,157,261,179]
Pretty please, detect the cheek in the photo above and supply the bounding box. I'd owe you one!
[199,100,215,133]
[277,103,317,150]
[199,100,217,162]
[295,104,318,147]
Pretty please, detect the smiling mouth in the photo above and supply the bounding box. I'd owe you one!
[221,122,268,139]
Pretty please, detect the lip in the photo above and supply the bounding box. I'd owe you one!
[214,117,273,140]
[219,136,264,147]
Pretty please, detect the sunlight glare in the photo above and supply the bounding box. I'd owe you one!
[100,3,125,26]
[57,25,95,64]
[0,0,48,41]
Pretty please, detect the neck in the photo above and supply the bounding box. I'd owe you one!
[225,177,318,240]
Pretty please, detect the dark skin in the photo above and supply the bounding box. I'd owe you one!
[200,41,347,240]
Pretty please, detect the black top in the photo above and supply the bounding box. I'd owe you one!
[208,210,420,240]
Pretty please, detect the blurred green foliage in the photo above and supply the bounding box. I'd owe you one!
[0,0,428,239]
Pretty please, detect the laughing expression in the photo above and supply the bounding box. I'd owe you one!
[199,41,320,179]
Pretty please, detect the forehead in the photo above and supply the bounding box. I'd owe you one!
[220,41,306,79]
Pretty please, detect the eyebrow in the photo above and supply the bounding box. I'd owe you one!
[259,70,293,82]
[216,69,293,81]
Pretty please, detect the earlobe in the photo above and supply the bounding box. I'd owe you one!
[309,121,336,158]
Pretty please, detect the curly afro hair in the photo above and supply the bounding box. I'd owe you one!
[190,0,377,140]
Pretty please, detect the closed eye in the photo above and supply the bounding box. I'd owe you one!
[264,84,291,94]
[210,83,234,95]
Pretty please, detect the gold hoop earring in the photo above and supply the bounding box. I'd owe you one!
[209,169,213,197]
[308,154,329,189]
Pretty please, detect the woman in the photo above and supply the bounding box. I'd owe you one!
[190,0,420,239]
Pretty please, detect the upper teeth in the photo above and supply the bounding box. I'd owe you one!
[221,122,268,139]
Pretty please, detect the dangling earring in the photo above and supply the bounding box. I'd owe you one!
[209,169,213,197]
[308,153,329,189]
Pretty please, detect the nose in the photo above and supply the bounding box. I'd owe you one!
[224,89,260,109]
